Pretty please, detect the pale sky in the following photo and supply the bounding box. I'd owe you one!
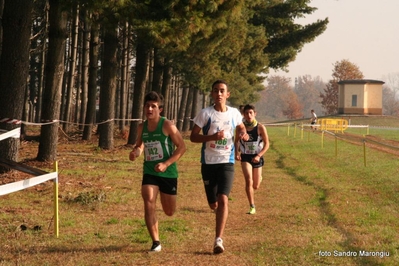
[271,0,399,85]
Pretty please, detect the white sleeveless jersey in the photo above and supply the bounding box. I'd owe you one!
[193,106,243,164]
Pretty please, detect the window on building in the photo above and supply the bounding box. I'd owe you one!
[352,95,357,107]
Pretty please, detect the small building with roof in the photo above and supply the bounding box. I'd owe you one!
[337,79,384,115]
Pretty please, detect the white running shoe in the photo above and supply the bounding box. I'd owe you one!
[150,242,162,252]
[213,238,224,254]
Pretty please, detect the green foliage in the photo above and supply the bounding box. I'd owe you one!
[250,0,328,69]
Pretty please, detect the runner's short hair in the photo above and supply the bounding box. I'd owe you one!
[144,91,164,108]
[211,80,228,90]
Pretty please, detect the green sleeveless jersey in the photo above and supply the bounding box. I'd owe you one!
[142,117,178,178]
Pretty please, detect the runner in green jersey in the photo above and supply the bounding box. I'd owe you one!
[130,91,186,252]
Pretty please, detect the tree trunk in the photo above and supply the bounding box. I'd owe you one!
[74,27,82,125]
[125,28,132,124]
[0,0,4,55]
[82,20,99,141]
[79,9,90,130]
[173,76,180,121]
[62,4,79,132]
[190,87,199,129]
[0,0,33,173]
[127,40,150,145]
[37,0,68,162]
[161,63,171,119]
[182,86,194,132]
[98,26,118,149]
[36,3,48,123]
[119,21,129,131]
[176,86,189,131]
[152,48,163,94]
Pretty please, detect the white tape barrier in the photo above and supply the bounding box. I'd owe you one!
[0,172,58,196]
[0,128,21,141]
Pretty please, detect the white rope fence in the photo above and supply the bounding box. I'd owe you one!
[0,127,59,237]
[1,117,143,127]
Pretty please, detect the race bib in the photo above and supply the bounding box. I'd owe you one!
[244,142,257,154]
[144,141,164,161]
[208,131,233,151]
[209,138,231,150]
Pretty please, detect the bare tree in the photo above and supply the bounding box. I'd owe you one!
[294,75,324,116]
[255,75,293,120]
[283,91,303,119]
[382,85,399,116]
[383,72,399,100]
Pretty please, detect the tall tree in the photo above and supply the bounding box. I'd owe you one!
[182,86,194,132]
[79,8,90,130]
[118,21,129,131]
[62,3,79,132]
[37,0,68,161]
[0,0,33,171]
[82,18,99,141]
[250,0,328,70]
[127,40,150,145]
[176,85,189,132]
[320,59,364,115]
[98,25,118,150]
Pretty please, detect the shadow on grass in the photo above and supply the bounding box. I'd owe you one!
[270,141,381,266]
[180,206,212,214]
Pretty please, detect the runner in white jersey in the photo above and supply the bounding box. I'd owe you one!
[193,105,242,164]
[190,80,248,254]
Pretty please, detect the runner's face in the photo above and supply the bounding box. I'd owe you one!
[144,101,161,119]
[211,83,230,104]
[244,109,256,122]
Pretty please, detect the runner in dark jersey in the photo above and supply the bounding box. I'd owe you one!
[235,104,269,215]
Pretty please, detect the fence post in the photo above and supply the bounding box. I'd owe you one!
[335,136,338,157]
[363,139,367,167]
[53,161,59,237]
[321,131,324,148]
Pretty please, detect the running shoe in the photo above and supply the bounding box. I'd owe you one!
[247,207,256,215]
[150,242,162,252]
[213,238,224,254]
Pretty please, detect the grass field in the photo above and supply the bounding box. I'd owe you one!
[1,116,399,265]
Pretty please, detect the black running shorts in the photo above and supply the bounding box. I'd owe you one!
[201,163,234,204]
[240,154,264,168]
[142,174,178,195]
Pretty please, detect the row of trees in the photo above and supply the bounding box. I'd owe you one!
[256,59,399,121]
[0,0,328,172]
